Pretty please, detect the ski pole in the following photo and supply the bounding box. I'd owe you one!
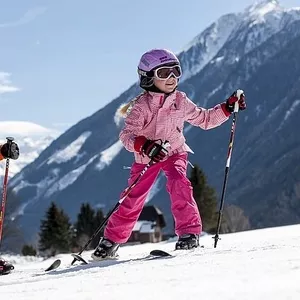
[0,137,14,247]
[70,140,170,265]
[213,91,243,248]
[70,159,154,265]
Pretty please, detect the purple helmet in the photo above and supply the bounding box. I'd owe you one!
[138,49,180,89]
[138,49,180,72]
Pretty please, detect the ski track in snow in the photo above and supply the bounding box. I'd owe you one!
[0,225,300,299]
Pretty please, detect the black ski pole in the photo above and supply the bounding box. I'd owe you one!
[213,90,243,248]
[69,140,170,265]
[71,159,154,265]
[0,137,14,247]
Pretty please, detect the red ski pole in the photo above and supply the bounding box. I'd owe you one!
[0,137,14,247]
[213,90,244,248]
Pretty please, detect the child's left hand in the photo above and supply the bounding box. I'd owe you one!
[134,136,168,163]
[224,90,246,114]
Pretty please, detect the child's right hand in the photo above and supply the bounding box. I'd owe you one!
[224,90,246,114]
[0,142,20,160]
[134,136,169,162]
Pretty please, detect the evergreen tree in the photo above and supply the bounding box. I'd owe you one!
[74,203,96,249]
[90,208,105,249]
[39,202,73,256]
[22,244,37,256]
[73,203,105,250]
[189,164,218,233]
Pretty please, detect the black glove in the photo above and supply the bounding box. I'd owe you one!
[1,142,20,160]
[143,140,169,162]
[225,90,246,113]
[134,136,168,162]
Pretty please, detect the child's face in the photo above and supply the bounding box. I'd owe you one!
[153,76,178,93]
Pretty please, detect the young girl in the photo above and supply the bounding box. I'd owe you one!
[92,49,246,260]
[0,140,19,275]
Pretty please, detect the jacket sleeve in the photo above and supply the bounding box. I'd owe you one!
[184,95,229,130]
[119,105,146,152]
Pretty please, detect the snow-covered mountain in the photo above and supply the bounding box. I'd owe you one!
[1,224,300,300]
[0,121,59,178]
[7,0,300,245]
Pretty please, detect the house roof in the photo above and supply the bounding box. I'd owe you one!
[138,205,166,228]
[132,220,155,233]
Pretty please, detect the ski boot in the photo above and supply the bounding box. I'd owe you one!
[0,259,14,275]
[91,237,120,261]
[175,234,199,250]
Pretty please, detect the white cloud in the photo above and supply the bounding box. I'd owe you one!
[52,122,74,130]
[0,6,47,28]
[0,72,20,94]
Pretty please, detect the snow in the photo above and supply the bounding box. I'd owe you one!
[11,174,59,218]
[255,104,262,116]
[44,155,98,198]
[180,14,240,81]
[277,99,300,131]
[246,0,282,19]
[95,140,123,171]
[139,222,155,233]
[0,224,300,299]
[283,100,300,122]
[132,220,155,233]
[47,131,91,164]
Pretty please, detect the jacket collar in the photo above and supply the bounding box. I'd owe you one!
[147,91,177,108]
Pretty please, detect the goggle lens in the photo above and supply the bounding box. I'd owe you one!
[155,65,182,79]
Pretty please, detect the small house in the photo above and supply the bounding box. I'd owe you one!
[128,205,166,243]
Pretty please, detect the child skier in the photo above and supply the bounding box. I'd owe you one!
[0,140,19,275]
[92,49,246,260]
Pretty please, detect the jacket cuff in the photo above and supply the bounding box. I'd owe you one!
[134,136,147,153]
[221,103,231,117]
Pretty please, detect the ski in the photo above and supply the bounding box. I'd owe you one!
[45,259,61,272]
[149,249,172,257]
[43,249,173,272]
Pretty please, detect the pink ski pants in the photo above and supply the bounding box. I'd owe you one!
[104,152,202,243]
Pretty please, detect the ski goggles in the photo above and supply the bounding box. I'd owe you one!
[153,65,182,80]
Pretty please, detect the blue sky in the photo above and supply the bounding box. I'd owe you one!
[0,0,299,131]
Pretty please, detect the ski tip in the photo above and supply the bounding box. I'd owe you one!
[150,249,172,257]
[71,253,88,265]
[45,259,61,272]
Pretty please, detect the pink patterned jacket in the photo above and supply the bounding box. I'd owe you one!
[119,90,229,164]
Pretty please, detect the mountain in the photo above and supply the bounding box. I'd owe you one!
[8,0,300,245]
[0,121,59,178]
[1,224,300,300]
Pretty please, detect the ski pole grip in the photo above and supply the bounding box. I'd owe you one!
[6,137,14,143]
[234,89,244,113]
[5,137,14,159]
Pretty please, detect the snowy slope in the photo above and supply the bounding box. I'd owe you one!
[0,121,59,178]
[7,0,300,245]
[0,225,300,300]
